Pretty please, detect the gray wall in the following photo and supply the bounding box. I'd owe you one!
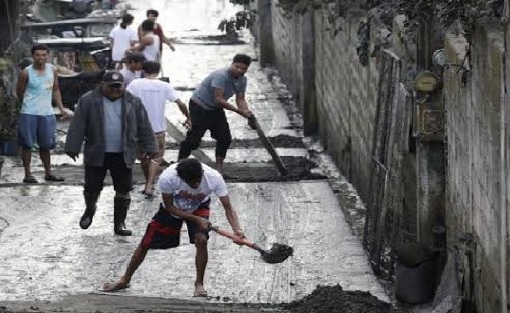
[269,2,380,201]
[443,22,506,312]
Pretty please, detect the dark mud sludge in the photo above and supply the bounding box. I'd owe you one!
[284,285,397,313]
[165,135,324,182]
[223,155,325,182]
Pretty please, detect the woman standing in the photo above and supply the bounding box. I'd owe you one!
[109,14,138,69]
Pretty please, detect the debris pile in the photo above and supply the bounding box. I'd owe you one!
[285,285,397,313]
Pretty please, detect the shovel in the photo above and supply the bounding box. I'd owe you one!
[210,225,293,264]
[248,116,288,176]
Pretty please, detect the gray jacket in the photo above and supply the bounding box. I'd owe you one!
[65,87,156,168]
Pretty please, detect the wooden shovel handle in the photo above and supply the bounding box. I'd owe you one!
[210,226,256,248]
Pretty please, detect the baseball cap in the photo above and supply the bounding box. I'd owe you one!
[102,71,124,86]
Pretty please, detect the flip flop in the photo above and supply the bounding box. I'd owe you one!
[44,174,64,182]
[23,176,38,184]
[101,281,131,292]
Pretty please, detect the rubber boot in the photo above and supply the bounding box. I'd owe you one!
[114,197,132,236]
[79,190,100,229]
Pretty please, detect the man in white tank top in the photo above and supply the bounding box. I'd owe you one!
[131,19,160,62]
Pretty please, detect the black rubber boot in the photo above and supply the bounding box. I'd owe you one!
[79,190,100,229]
[114,197,132,236]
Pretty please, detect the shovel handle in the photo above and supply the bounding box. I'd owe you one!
[210,226,257,248]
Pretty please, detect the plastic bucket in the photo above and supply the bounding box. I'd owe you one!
[395,259,436,304]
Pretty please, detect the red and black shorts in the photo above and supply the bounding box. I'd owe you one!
[141,201,210,250]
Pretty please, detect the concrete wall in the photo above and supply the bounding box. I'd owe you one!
[443,22,505,312]
[268,2,380,200]
[314,15,380,202]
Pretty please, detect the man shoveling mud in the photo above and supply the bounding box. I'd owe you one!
[177,54,255,175]
[102,158,245,297]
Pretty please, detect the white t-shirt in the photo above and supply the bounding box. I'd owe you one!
[157,163,228,213]
[126,78,179,132]
[109,25,138,61]
[142,33,161,61]
[120,68,142,87]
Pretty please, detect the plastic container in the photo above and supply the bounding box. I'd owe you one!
[395,259,436,304]
[394,242,437,304]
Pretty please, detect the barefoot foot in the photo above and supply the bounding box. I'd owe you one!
[102,280,131,292]
[193,284,208,297]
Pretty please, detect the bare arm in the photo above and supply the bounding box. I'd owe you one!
[52,67,66,113]
[137,25,143,40]
[219,195,244,237]
[131,35,153,51]
[16,70,28,103]
[235,92,249,111]
[157,24,175,51]
[214,88,252,118]
[175,98,192,129]
[161,193,210,230]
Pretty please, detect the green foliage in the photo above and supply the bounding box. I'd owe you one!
[276,0,504,40]
[396,0,502,40]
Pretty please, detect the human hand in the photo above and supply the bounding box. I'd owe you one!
[247,116,257,130]
[66,152,79,161]
[232,229,246,245]
[197,218,211,232]
[182,118,192,129]
[143,152,158,162]
[60,108,74,120]
[239,109,253,119]
[234,229,245,238]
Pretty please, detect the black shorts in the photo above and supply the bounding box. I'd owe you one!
[141,202,210,250]
[84,153,133,192]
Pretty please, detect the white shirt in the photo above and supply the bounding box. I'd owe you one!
[109,25,138,61]
[126,78,179,132]
[142,33,160,61]
[120,68,142,87]
[157,163,228,213]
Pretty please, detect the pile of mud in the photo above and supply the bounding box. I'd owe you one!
[284,285,398,313]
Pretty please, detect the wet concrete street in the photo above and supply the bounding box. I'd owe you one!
[0,1,390,312]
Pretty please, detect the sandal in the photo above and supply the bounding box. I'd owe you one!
[44,174,64,182]
[23,176,38,184]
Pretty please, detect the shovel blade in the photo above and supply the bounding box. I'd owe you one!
[261,243,294,264]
